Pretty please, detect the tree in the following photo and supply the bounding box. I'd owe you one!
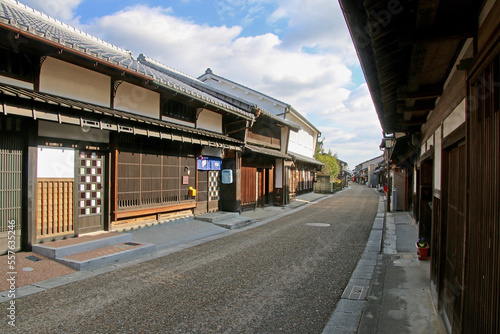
[314,139,340,179]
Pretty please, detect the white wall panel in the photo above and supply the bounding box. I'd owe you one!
[40,57,110,107]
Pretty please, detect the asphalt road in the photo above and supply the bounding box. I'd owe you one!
[3,184,379,333]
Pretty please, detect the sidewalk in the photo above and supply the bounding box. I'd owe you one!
[323,191,446,333]
[0,191,331,302]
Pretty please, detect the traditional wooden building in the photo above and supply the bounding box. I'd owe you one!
[354,155,384,187]
[340,0,499,332]
[198,69,324,204]
[0,0,255,253]
[137,55,301,210]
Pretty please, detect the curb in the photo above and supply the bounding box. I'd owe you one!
[322,194,385,334]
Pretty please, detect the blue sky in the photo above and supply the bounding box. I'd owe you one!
[22,0,382,168]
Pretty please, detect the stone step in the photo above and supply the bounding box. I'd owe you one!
[32,232,132,259]
[195,211,241,223]
[55,242,156,271]
[210,216,254,230]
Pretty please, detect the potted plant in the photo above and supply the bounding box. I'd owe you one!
[416,238,430,260]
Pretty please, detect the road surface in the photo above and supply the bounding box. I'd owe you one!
[4,184,379,333]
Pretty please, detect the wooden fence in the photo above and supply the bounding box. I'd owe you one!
[37,178,74,237]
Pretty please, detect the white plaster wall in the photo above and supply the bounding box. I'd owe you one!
[40,57,110,107]
[275,159,283,188]
[281,127,289,153]
[197,109,222,133]
[37,147,74,178]
[288,129,315,157]
[0,75,33,89]
[286,112,316,157]
[114,82,160,119]
[443,99,465,138]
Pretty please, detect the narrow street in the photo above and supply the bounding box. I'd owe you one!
[4,184,379,333]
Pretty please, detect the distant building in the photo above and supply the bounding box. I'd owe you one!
[354,156,384,187]
[198,69,324,203]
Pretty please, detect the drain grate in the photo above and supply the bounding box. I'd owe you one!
[25,255,42,262]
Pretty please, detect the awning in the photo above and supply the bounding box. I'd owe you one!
[0,84,244,151]
[288,152,325,166]
[245,144,291,159]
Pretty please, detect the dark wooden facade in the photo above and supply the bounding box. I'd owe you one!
[0,1,252,253]
[113,136,197,220]
[241,154,276,209]
[340,0,499,332]
[464,51,499,333]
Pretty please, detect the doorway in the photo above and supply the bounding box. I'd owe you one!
[76,150,105,234]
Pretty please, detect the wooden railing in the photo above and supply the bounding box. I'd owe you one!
[37,178,74,237]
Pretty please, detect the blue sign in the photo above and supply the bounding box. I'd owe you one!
[197,157,222,171]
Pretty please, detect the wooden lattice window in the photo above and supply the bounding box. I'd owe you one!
[117,149,196,210]
[162,100,196,123]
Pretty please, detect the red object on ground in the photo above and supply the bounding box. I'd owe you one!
[417,244,430,260]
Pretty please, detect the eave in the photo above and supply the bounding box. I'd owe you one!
[339,0,484,135]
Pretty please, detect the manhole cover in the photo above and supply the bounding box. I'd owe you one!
[305,223,331,227]
[25,255,42,262]
[22,267,34,272]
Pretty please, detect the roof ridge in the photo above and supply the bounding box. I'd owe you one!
[138,54,200,83]
[199,68,289,107]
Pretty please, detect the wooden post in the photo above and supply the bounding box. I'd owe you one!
[110,135,118,222]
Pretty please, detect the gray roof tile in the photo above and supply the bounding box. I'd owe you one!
[0,0,252,120]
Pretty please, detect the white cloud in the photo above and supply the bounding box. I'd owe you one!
[83,5,242,77]
[314,84,383,167]
[21,0,82,22]
[266,0,357,63]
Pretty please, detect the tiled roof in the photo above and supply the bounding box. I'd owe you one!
[288,152,325,166]
[0,0,252,120]
[245,144,291,160]
[199,68,320,134]
[199,68,289,107]
[139,55,300,131]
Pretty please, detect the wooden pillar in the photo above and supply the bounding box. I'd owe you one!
[110,135,118,223]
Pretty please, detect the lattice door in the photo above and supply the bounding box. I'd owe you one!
[77,151,105,234]
[208,171,220,212]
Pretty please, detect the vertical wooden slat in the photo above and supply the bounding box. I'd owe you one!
[464,55,499,334]
[36,179,74,238]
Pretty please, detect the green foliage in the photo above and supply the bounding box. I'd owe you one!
[332,179,343,189]
[314,138,340,179]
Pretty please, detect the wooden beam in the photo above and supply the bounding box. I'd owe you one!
[399,85,443,100]
[398,100,435,113]
[401,23,475,45]
[116,202,196,219]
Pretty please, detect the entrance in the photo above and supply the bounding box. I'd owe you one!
[77,150,105,234]
[441,142,466,333]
